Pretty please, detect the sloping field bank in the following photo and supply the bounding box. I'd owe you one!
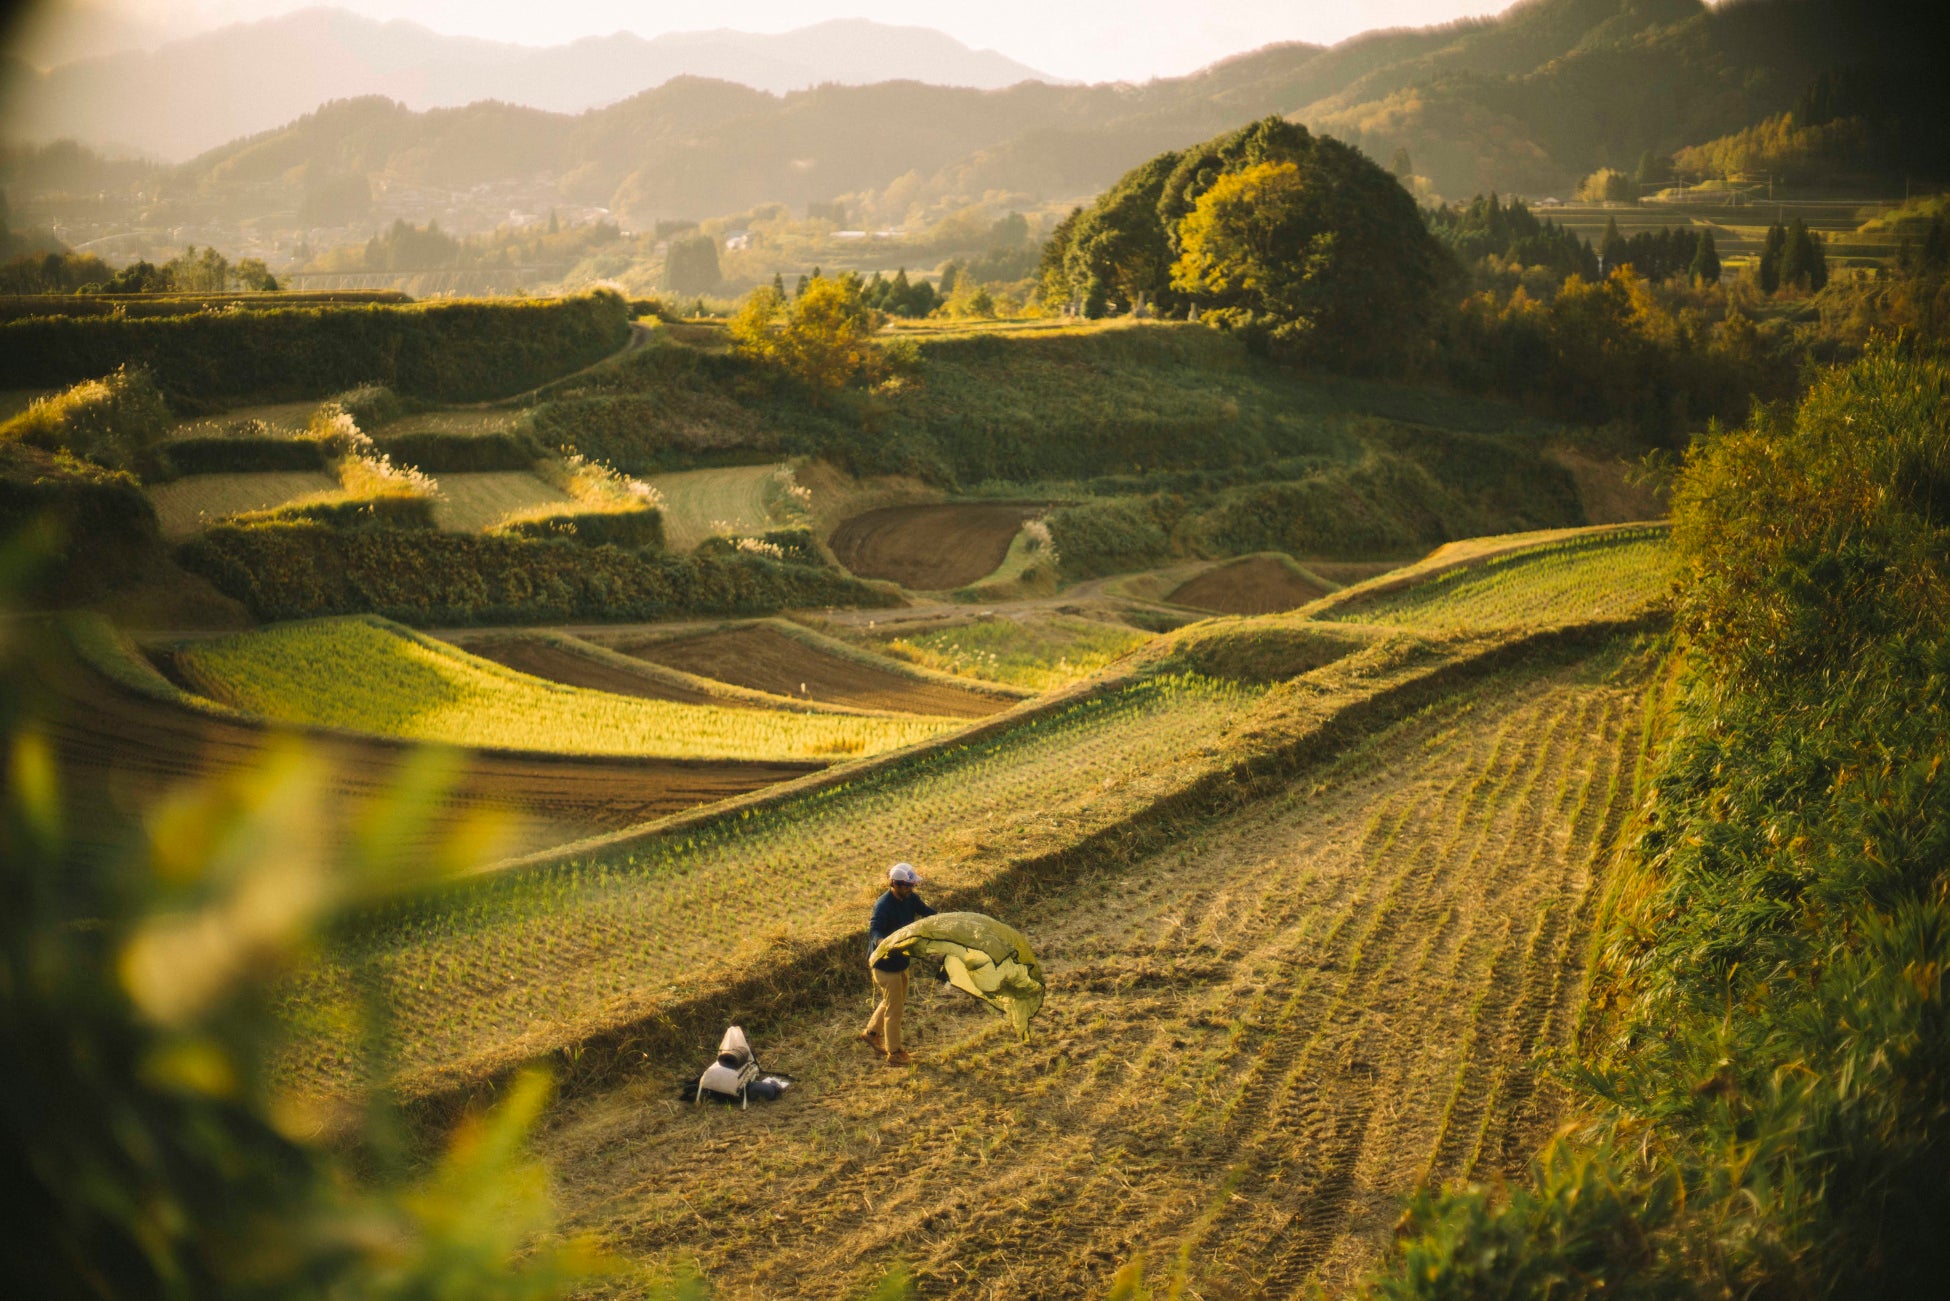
[166,617,955,760]
[544,638,1656,1300]
[33,622,814,864]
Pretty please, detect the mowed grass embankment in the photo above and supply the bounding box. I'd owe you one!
[543,638,1657,1300]
[646,463,790,551]
[427,472,572,531]
[167,616,956,761]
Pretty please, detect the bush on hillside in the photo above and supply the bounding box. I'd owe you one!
[492,507,664,550]
[180,523,898,625]
[224,495,438,532]
[329,384,405,430]
[371,431,547,472]
[0,291,630,404]
[1367,342,1950,1294]
[0,366,171,471]
[0,441,163,601]
[693,526,825,568]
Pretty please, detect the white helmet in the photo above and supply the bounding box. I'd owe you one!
[889,862,922,885]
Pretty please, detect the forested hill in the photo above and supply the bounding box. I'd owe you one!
[19,0,1940,230]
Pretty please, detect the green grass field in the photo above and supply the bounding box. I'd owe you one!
[169,616,955,761]
[428,472,571,532]
[879,614,1153,690]
[1320,526,1674,631]
[147,470,342,538]
[646,463,794,551]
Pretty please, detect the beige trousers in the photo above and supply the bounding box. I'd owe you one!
[865,967,909,1052]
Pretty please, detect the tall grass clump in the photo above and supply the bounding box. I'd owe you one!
[0,365,171,471]
[1365,341,1950,1296]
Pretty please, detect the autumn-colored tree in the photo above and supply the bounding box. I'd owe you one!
[730,274,883,398]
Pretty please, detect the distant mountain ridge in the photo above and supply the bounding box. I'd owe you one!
[0,8,1060,160]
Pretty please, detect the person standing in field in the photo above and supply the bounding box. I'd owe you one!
[862,862,935,1066]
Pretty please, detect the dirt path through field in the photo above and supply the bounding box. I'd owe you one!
[541,647,1648,1299]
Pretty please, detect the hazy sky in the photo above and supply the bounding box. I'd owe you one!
[12,1,1522,81]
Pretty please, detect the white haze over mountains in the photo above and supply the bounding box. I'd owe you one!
[0,8,1063,159]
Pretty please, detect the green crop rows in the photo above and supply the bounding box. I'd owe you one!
[277,671,1268,1097]
[172,616,953,760]
[1329,527,1673,631]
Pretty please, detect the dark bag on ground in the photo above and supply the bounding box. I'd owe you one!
[688,1025,791,1108]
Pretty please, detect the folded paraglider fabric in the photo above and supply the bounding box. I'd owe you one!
[869,911,1045,1039]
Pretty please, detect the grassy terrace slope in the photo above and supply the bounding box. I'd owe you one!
[1313,525,1674,630]
[169,617,953,761]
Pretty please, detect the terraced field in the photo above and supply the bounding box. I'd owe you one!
[1170,554,1335,615]
[646,463,790,551]
[148,470,340,538]
[428,471,571,531]
[29,637,815,865]
[168,617,954,760]
[829,503,1046,589]
[612,622,1020,719]
[540,640,1652,1299]
[275,668,1278,1098]
[1318,525,1673,630]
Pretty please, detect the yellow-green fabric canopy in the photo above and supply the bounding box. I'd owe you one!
[869,911,1045,1039]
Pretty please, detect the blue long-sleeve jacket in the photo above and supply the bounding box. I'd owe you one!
[868,889,936,972]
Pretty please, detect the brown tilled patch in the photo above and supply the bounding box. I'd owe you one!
[463,636,730,706]
[540,652,1649,1299]
[1170,555,1333,615]
[829,503,1045,590]
[615,624,1007,719]
[33,650,815,864]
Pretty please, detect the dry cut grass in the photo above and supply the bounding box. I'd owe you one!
[168,616,956,762]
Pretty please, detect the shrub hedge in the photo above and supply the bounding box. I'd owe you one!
[225,495,438,532]
[0,291,631,404]
[371,431,547,473]
[491,507,663,550]
[179,523,898,625]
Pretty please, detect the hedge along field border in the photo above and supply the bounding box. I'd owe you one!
[369,612,1668,1135]
[0,291,632,404]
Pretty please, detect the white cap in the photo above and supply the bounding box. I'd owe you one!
[888,862,922,885]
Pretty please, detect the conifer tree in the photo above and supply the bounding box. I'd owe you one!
[1600,217,1628,273]
[1759,223,1786,293]
[1781,218,1815,291]
[1689,229,1722,285]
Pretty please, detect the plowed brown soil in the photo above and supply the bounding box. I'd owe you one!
[615,624,1009,719]
[829,503,1044,590]
[543,647,1649,1299]
[1170,556,1333,615]
[31,651,817,865]
[463,636,727,706]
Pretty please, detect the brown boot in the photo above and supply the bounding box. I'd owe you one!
[859,1030,885,1055]
[886,1049,914,1066]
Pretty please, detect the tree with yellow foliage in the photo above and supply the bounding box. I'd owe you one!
[730,274,884,398]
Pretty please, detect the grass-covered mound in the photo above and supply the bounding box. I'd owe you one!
[179,522,900,625]
[0,291,630,404]
[170,616,951,761]
[1368,344,1950,1295]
